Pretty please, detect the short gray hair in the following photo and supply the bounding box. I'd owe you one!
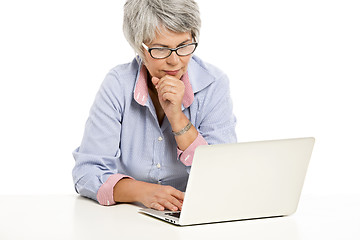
[123,0,201,61]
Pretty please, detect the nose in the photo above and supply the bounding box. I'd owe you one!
[166,51,180,65]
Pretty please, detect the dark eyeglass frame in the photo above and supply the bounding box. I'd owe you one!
[142,42,198,59]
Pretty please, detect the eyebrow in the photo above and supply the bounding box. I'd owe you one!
[151,38,192,48]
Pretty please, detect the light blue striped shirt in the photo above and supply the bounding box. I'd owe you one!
[72,55,237,203]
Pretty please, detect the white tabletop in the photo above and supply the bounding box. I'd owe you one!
[0,194,359,240]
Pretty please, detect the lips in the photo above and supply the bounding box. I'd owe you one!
[164,70,180,76]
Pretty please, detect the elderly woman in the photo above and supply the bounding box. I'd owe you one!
[72,0,237,211]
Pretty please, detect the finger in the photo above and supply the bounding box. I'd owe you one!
[157,82,184,102]
[159,74,179,83]
[156,80,177,93]
[158,85,177,97]
[151,76,160,87]
[168,195,183,211]
[161,92,178,103]
[165,194,183,210]
[172,191,185,202]
[150,202,165,211]
[167,189,185,210]
[158,198,179,211]
[156,75,179,89]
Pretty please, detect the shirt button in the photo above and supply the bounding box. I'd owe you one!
[156,163,161,169]
[158,136,163,141]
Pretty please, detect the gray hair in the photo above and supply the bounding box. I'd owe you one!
[123,0,201,61]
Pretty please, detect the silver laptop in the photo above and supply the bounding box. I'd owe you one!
[139,137,315,226]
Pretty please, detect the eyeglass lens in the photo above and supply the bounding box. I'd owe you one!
[150,44,197,59]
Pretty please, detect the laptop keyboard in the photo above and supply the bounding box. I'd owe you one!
[165,212,181,218]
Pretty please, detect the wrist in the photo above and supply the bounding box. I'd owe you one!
[168,113,189,133]
[132,180,153,203]
[131,180,146,203]
[173,121,192,136]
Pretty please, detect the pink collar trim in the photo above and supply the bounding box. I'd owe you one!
[134,65,194,108]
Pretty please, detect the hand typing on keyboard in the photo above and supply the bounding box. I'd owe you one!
[114,177,184,211]
[141,184,184,211]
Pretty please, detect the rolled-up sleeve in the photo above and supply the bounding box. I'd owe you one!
[72,70,129,205]
[96,173,134,206]
[177,133,208,166]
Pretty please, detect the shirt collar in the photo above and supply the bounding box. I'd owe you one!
[186,56,216,94]
[133,65,149,106]
[133,64,194,108]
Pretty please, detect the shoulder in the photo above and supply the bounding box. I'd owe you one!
[94,58,140,108]
[103,58,140,89]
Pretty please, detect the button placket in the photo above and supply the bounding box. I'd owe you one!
[156,136,163,170]
[154,133,164,184]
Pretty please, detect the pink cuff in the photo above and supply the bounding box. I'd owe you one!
[96,173,133,206]
[177,133,208,166]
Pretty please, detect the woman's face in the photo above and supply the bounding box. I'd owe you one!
[143,29,193,80]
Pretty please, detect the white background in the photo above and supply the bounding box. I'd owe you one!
[0,0,359,196]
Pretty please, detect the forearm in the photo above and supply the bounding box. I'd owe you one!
[113,178,144,203]
[113,178,184,211]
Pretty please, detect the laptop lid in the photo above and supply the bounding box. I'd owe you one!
[140,137,315,226]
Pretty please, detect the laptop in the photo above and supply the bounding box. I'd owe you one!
[139,137,315,226]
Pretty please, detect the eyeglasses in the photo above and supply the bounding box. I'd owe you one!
[142,42,198,59]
